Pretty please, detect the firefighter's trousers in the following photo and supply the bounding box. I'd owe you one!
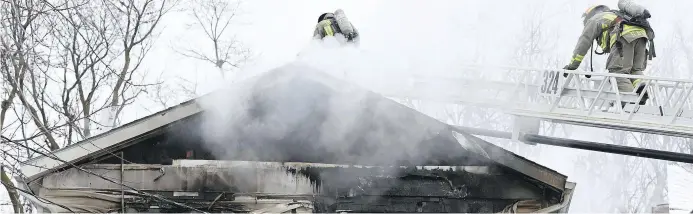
[606,37,648,93]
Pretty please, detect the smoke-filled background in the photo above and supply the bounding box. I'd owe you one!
[187,0,693,212]
[191,0,693,212]
[3,0,693,213]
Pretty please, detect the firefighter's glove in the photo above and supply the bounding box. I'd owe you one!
[562,63,579,77]
[563,63,579,70]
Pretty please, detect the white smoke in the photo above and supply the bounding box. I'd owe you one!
[194,37,459,166]
[189,37,496,210]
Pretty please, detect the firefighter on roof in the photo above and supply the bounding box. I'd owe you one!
[313,9,360,46]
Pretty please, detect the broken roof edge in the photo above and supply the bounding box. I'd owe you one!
[19,94,208,180]
[452,131,567,191]
[535,181,576,213]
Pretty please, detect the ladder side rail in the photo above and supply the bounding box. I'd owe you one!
[518,73,693,126]
[410,67,680,103]
[511,108,693,135]
[385,91,693,139]
[549,78,693,122]
[388,87,693,122]
[622,104,693,118]
[377,67,693,133]
[389,73,687,110]
[453,68,693,111]
[461,65,693,112]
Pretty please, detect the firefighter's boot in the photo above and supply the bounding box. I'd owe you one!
[633,80,649,105]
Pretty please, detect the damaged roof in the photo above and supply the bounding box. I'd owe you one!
[19,62,567,191]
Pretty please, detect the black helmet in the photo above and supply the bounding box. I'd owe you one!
[318,12,334,23]
[582,5,610,24]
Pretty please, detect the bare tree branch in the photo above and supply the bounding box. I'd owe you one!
[175,0,250,78]
[102,0,178,129]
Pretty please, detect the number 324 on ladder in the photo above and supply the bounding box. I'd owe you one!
[540,70,561,96]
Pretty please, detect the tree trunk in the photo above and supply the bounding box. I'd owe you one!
[1,88,23,214]
[1,166,24,214]
[82,116,91,138]
[108,49,131,128]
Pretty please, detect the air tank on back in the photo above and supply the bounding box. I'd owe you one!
[333,9,355,36]
[618,0,647,17]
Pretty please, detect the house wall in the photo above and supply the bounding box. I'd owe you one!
[33,160,560,213]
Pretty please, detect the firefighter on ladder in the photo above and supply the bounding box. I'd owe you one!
[563,4,654,106]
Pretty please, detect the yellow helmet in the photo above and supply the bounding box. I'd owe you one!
[583,5,610,19]
[318,12,335,23]
[582,5,610,25]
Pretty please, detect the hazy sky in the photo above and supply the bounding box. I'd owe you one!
[146,0,692,92]
[124,0,693,118]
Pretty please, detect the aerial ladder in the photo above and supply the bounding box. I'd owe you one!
[345,64,693,163]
